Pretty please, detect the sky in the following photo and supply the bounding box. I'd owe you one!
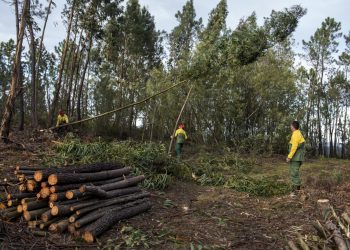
[0,0,349,57]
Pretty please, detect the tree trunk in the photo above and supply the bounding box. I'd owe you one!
[70,45,83,117]
[22,200,47,211]
[82,201,151,242]
[0,0,29,142]
[35,0,53,120]
[67,30,83,114]
[80,175,144,193]
[75,192,149,217]
[77,33,93,121]
[34,162,124,182]
[28,21,38,127]
[48,167,131,185]
[75,198,147,229]
[49,0,76,126]
[14,0,24,131]
[23,207,49,221]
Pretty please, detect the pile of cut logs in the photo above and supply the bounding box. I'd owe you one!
[0,163,151,243]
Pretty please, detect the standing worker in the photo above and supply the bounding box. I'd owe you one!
[286,121,305,196]
[173,123,188,158]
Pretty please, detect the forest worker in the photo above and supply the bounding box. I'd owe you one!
[56,110,69,127]
[174,123,188,158]
[287,121,305,195]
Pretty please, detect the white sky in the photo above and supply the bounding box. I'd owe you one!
[0,0,349,57]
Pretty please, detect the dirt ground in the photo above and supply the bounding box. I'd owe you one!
[1,138,350,250]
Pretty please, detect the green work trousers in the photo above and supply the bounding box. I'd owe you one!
[289,161,302,187]
[175,143,184,158]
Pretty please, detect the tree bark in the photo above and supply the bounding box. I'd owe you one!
[75,192,149,217]
[75,198,147,229]
[7,192,35,201]
[34,0,53,123]
[49,0,76,126]
[67,30,83,114]
[22,200,47,211]
[23,207,49,221]
[28,20,37,127]
[14,0,24,131]
[48,167,131,185]
[51,176,124,193]
[34,162,124,182]
[80,175,144,193]
[0,0,29,142]
[82,201,151,242]
[77,33,93,121]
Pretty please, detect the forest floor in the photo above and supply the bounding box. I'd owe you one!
[0,134,350,249]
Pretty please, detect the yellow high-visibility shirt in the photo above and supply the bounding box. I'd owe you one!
[288,130,305,159]
[175,128,188,143]
[56,114,69,127]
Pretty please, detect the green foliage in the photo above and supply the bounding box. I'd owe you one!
[264,5,307,43]
[97,226,150,249]
[225,175,290,197]
[163,199,176,208]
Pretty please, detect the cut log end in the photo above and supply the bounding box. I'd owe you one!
[79,185,86,193]
[22,203,28,211]
[66,191,74,200]
[17,205,23,213]
[82,231,94,243]
[40,187,51,199]
[48,223,57,232]
[34,171,43,182]
[49,193,58,202]
[23,211,31,221]
[51,206,59,216]
[48,174,58,186]
[69,215,76,223]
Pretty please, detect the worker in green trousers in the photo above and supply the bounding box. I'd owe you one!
[286,121,305,196]
[174,123,188,158]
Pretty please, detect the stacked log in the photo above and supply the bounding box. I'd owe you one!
[0,163,151,243]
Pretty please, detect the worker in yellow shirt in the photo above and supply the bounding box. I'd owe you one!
[56,110,69,127]
[56,110,69,135]
[287,121,305,195]
[174,123,188,158]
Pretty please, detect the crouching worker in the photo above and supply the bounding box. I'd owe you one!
[286,121,305,196]
[174,123,188,158]
[56,110,69,135]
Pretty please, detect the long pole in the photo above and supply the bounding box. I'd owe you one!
[50,80,188,130]
[167,85,194,155]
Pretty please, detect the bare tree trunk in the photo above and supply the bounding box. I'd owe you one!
[18,65,24,131]
[67,30,82,114]
[28,21,37,127]
[35,0,53,117]
[83,66,90,118]
[14,0,24,131]
[70,45,83,117]
[49,0,76,126]
[0,0,29,142]
[77,33,92,121]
